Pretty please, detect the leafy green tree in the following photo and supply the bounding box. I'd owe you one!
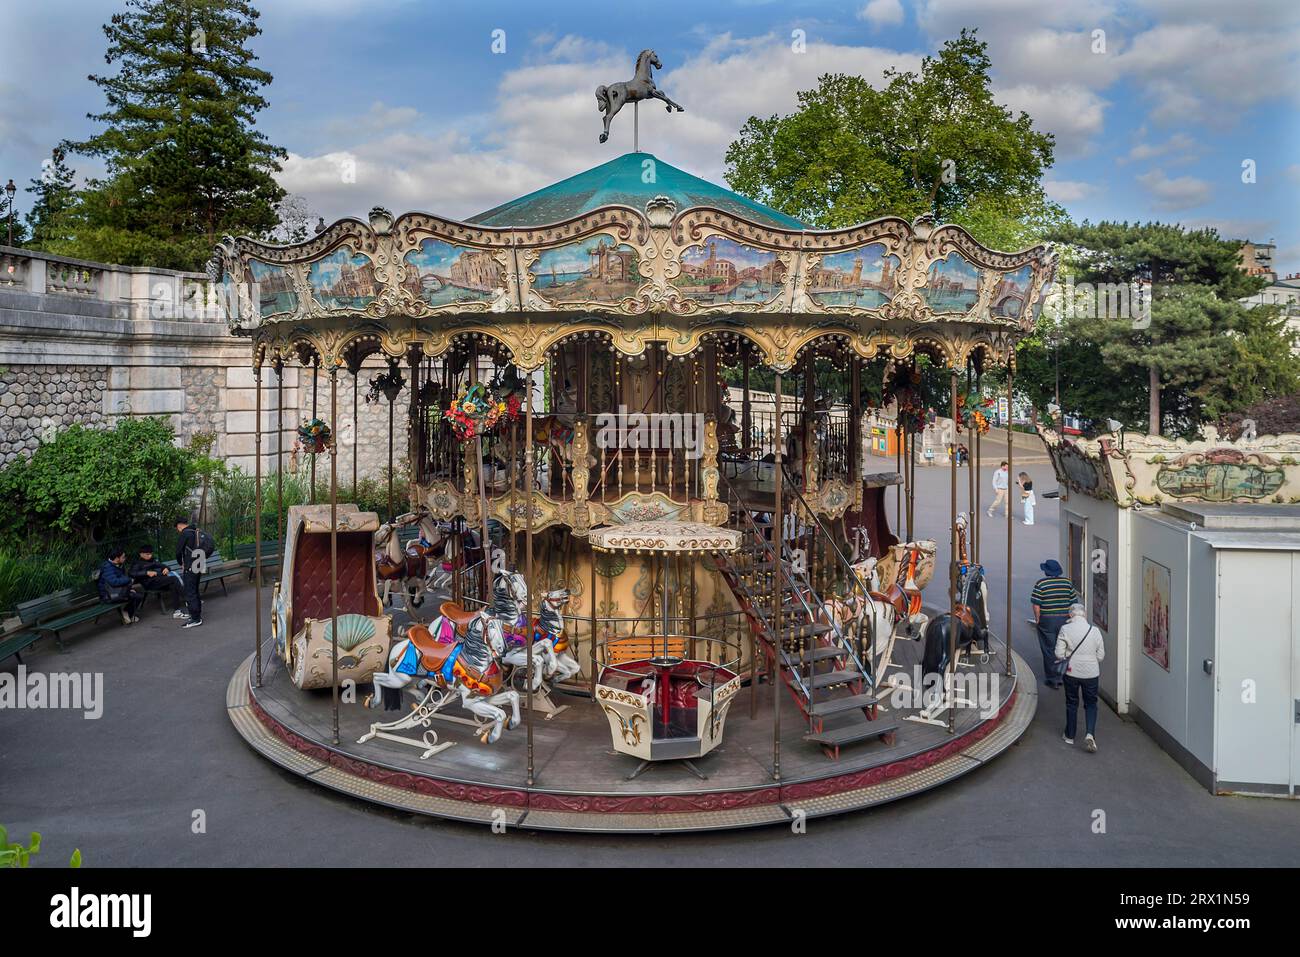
[1030,222,1295,436]
[1,417,198,543]
[724,29,1060,248]
[59,0,286,270]
[24,147,78,250]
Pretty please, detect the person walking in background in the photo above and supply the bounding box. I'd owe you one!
[988,461,1009,517]
[1031,558,1076,689]
[1056,603,1105,752]
[1019,471,1035,525]
[130,544,188,619]
[98,548,145,625]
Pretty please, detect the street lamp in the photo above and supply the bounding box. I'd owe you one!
[4,179,15,246]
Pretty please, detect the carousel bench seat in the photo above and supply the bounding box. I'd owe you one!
[605,636,689,665]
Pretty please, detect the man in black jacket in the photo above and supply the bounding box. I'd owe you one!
[98,548,145,625]
[130,545,188,619]
[174,518,206,628]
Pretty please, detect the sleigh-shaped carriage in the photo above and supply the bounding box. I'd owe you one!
[272,504,392,690]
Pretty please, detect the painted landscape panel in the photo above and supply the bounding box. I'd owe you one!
[809,244,899,308]
[531,238,640,302]
[991,264,1032,319]
[403,239,501,306]
[1142,557,1171,671]
[921,253,981,313]
[308,247,379,311]
[249,260,297,319]
[675,238,785,304]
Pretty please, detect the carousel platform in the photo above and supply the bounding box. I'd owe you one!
[228,634,1036,833]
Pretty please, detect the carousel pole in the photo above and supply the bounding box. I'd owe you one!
[275,356,284,574]
[589,539,598,695]
[1006,363,1015,678]
[254,359,263,688]
[948,369,959,734]
[895,422,902,537]
[470,343,492,601]
[352,364,359,498]
[966,363,975,544]
[311,356,319,503]
[330,363,340,745]
[771,369,784,782]
[387,379,395,521]
[524,368,536,786]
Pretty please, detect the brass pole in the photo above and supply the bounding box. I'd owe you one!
[1006,364,1015,678]
[387,389,395,521]
[524,368,536,786]
[275,357,283,580]
[330,364,340,745]
[470,345,491,601]
[254,360,263,688]
[948,369,959,734]
[589,536,598,695]
[771,369,784,782]
[352,366,359,498]
[895,422,902,537]
[311,356,318,503]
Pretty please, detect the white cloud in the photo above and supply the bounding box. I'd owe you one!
[1136,168,1213,211]
[1043,179,1096,203]
[858,0,905,29]
[1118,132,1198,165]
[995,83,1108,158]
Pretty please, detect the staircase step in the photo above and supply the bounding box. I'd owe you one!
[809,693,879,717]
[796,645,848,665]
[806,668,864,690]
[772,622,833,640]
[805,721,898,748]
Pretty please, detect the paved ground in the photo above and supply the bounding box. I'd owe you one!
[2,458,1296,866]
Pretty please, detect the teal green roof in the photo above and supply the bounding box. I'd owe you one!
[467,152,804,230]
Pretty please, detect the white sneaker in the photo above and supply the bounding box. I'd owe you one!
[183,619,203,629]
[173,610,190,619]
[1062,733,1074,745]
[1085,734,1097,753]
[119,610,132,625]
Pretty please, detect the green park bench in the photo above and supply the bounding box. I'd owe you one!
[163,551,248,597]
[230,540,282,586]
[8,584,126,656]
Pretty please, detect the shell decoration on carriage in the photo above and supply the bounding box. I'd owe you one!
[272,504,392,690]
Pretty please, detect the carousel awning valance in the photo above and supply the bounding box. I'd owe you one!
[589,520,741,554]
[208,150,1056,372]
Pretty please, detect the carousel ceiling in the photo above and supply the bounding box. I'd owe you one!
[209,152,1056,372]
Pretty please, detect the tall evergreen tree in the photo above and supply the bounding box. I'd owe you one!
[61,0,285,270]
[24,147,79,250]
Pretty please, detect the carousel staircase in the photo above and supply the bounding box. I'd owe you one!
[715,474,897,760]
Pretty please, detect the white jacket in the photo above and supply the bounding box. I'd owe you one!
[992,468,1008,490]
[1055,617,1105,679]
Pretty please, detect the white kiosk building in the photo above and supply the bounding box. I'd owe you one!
[1041,426,1300,798]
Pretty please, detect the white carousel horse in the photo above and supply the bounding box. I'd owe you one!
[595,49,684,144]
[366,605,520,744]
[490,570,581,689]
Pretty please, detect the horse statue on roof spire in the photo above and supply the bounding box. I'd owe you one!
[596,49,685,144]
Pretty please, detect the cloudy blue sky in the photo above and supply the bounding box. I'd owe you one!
[2,0,1298,271]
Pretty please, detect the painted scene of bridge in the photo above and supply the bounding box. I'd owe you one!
[403,239,502,306]
[675,238,785,304]
[531,238,641,302]
[991,264,1032,320]
[808,243,900,308]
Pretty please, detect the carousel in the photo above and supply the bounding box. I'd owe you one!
[220,51,1050,831]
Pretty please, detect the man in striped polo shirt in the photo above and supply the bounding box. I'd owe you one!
[1031,559,1077,689]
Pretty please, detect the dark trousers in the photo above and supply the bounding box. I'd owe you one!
[182,570,202,622]
[1036,614,1067,685]
[1064,674,1099,738]
[142,574,185,608]
[106,585,145,619]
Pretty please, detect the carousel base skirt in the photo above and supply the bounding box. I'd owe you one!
[228,645,1035,833]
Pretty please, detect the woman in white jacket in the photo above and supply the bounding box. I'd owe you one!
[1055,603,1105,752]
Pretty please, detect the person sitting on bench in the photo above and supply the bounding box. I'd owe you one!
[99,548,145,625]
[129,545,188,619]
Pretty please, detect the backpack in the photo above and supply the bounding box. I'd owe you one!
[195,528,216,558]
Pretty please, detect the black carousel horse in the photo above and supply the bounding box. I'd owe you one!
[920,563,990,678]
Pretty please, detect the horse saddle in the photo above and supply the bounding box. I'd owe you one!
[408,623,459,674]
[439,601,481,634]
[871,583,921,618]
[954,604,976,629]
[375,553,404,580]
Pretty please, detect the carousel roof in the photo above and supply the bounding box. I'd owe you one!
[467,152,805,230]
